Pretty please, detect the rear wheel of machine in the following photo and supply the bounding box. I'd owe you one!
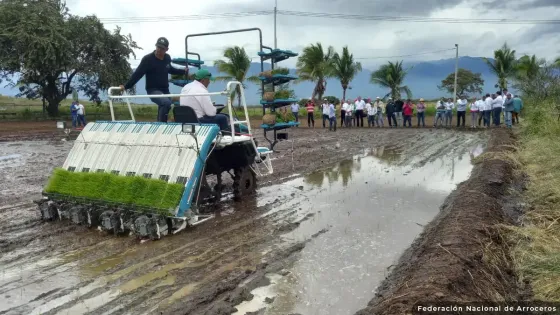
[233,166,257,201]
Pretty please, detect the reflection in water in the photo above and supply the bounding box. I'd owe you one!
[250,140,486,315]
[305,146,396,189]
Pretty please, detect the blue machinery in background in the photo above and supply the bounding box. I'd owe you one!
[171,28,299,151]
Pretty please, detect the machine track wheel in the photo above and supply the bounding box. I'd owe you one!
[233,166,257,201]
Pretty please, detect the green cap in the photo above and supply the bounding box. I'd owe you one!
[194,69,215,81]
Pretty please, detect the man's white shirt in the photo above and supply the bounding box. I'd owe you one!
[492,95,503,109]
[76,104,85,115]
[322,103,330,115]
[355,99,365,110]
[484,97,493,111]
[445,102,455,110]
[180,81,216,118]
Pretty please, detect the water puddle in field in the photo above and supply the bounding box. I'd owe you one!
[232,140,485,315]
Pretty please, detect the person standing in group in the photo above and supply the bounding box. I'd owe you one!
[374,97,384,127]
[469,97,479,128]
[416,98,426,127]
[344,100,353,127]
[492,91,503,126]
[306,99,315,128]
[444,98,454,127]
[386,98,397,128]
[513,95,523,125]
[366,98,376,127]
[328,102,337,131]
[70,101,79,128]
[402,99,413,127]
[340,99,347,127]
[354,96,365,127]
[76,101,86,127]
[321,99,330,128]
[291,102,300,125]
[483,93,492,127]
[394,98,404,127]
[434,98,446,128]
[120,37,188,123]
[475,96,485,127]
[503,93,515,128]
[456,95,467,127]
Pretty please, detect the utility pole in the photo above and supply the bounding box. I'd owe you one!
[453,44,459,104]
[274,0,278,49]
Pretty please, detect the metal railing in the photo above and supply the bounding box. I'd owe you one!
[106,81,253,146]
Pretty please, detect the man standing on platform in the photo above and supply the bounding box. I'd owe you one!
[120,37,188,122]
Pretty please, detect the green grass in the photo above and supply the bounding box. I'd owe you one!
[503,100,560,301]
[45,168,185,215]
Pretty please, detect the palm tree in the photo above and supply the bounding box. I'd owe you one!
[330,46,362,101]
[296,42,335,102]
[213,46,259,107]
[516,54,544,79]
[483,42,517,90]
[370,60,412,100]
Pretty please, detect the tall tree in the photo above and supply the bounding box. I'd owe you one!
[213,46,259,108]
[516,55,545,80]
[0,0,139,116]
[438,68,484,97]
[296,43,335,101]
[483,42,517,90]
[370,61,412,100]
[330,46,362,101]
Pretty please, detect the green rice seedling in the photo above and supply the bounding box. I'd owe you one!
[44,168,185,215]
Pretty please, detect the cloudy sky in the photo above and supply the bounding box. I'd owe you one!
[67,0,560,70]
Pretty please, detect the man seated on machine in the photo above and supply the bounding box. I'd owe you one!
[180,69,230,132]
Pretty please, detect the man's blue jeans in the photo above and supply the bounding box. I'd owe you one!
[492,107,502,126]
[78,114,86,127]
[199,114,230,132]
[148,89,172,122]
[71,115,78,128]
[329,116,337,131]
[417,112,425,127]
[505,111,513,128]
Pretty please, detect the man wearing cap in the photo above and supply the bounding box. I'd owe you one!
[120,37,187,122]
[180,69,229,132]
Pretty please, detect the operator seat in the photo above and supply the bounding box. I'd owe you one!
[173,106,199,123]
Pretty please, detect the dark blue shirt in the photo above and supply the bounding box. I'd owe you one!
[124,52,184,93]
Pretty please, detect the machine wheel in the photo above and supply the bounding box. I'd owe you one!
[233,166,257,201]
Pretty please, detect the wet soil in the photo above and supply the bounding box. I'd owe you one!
[0,122,492,315]
[354,128,526,315]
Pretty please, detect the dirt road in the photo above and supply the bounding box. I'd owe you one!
[0,126,487,315]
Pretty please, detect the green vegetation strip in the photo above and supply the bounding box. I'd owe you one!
[505,99,560,301]
[45,168,184,215]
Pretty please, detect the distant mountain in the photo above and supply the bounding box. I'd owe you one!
[0,56,499,105]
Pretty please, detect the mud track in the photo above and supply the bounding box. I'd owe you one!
[1,125,491,315]
[355,128,526,315]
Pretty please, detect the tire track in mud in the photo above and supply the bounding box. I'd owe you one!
[1,128,488,315]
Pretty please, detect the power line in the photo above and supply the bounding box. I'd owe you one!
[354,48,456,60]
[97,9,560,25]
[100,11,272,24]
[277,10,560,25]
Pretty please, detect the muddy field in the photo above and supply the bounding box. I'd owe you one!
[0,123,489,315]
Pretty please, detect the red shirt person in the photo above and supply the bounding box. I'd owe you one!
[402,99,414,127]
[305,99,315,128]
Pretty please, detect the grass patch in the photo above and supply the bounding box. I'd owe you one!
[505,99,560,301]
[44,168,184,215]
